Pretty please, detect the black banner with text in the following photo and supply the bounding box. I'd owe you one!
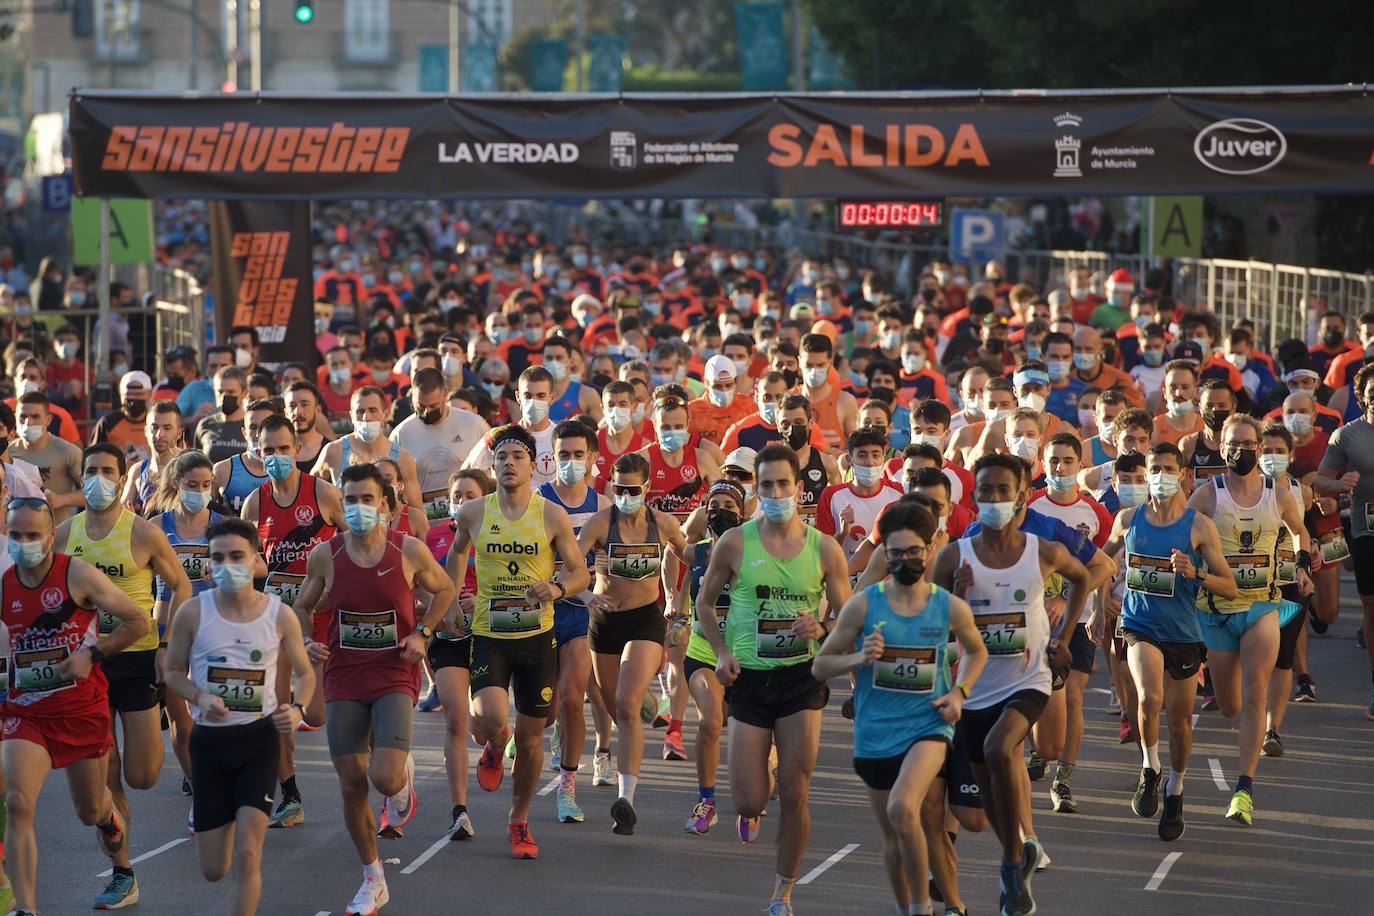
[71,88,1374,200]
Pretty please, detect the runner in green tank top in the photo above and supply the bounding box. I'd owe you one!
[696,444,852,916]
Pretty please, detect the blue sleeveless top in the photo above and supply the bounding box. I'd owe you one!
[222,454,269,514]
[549,380,583,423]
[1120,506,1203,643]
[339,436,401,470]
[852,581,954,758]
[1086,435,1111,467]
[538,480,600,610]
[1344,381,1362,422]
[157,508,224,600]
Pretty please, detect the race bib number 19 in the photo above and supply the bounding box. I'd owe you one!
[1225,555,1270,590]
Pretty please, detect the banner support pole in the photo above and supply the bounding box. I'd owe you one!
[97,197,112,389]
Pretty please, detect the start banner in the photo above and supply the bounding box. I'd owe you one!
[70,87,1374,201]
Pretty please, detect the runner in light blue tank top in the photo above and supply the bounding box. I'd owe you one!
[1120,506,1203,644]
[158,508,225,599]
[222,453,269,514]
[339,436,400,470]
[852,581,955,756]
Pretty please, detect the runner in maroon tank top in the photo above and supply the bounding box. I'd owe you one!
[2,499,151,916]
[296,463,454,916]
[240,413,345,830]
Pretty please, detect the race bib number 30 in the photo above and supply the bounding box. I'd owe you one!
[264,572,306,607]
[338,609,399,650]
[13,646,74,694]
[977,612,1028,656]
[873,645,937,693]
[755,617,806,659]
[1226,554,1270,590]
[1126,553,1175,597]
[488,597,541,634]
[207,665,266,712]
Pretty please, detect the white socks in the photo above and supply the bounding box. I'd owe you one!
[363,859,384,879]
[618,772,638,802]
[1166,767,1185,797]
[909,903,934,916]
[1143,743,1161,772]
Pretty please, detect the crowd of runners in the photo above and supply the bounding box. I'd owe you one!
[4,222,1374,916]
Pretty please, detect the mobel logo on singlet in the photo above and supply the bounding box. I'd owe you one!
[486,542,538,555]
[96,561,126,578]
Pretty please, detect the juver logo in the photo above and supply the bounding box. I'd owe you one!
[1194,119,1286,175]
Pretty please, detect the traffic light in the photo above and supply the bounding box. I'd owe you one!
[293,2,314,23]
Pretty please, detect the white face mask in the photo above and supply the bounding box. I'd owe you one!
[354,420,383,443]
[234,347,253,368]
[1008,435,1040,463]
[606,405,632,432]
[1020,392,1047,414]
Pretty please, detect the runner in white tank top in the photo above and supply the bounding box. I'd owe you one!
[958,533,1052,706]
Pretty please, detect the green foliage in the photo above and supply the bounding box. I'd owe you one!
[623,65,743,93]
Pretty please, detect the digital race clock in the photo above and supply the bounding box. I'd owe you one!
[835,200,944,229]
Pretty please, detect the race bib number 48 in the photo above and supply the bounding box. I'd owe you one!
[873,645,938,693]
[1126,553,1175,597]
[977,612,1028,656]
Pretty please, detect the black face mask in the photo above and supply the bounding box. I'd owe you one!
[890,558,926,586]
[164,374,186,391]
[418,407,443,425]
[782,369,800,389]
[1322,329,1345,348]
[784,424,809,450]
[1224,447,1258,475]
[219,395,240,416]
[1202,408,1230,432]
[707,508,741,538]
[590,372,613,390]
[985,338,1006,354]
[124,398,147,419]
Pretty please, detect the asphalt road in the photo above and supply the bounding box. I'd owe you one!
[25,588,1374,916]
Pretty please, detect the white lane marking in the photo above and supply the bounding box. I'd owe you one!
[1208,758,1228,791]
[97,837,191,876]
[797,843,860,885]
[400,835,451,875]
[1144,851,1183,890]
[313,912,331,916]
[536,775,561,797]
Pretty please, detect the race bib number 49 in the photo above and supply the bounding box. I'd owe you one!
[977,612,1028,656]
[873,645,937,693]
[1126,553,1175,597]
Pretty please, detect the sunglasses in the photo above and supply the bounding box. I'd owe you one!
[612,484,645,497]
[7,497,51,513]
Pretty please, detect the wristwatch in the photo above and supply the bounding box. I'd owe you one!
[417,624,435,640]
[88,645,106,665]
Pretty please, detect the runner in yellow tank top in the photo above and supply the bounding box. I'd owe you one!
[52,444,193,908]
[471,490,556,637]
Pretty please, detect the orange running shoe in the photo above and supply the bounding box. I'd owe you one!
[508,820,539,859]
[478,740,505,792]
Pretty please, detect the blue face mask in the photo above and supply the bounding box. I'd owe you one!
[613,493,644,514]
[1116,483,1148,507]
[1143,349,1165,367]
[849,371,867,389]
[264,454,295,482]
[759,495,796,523]
[556,460,586,486]
[7,538,46,569]
[976,500,1017,530]
[1026,345,1042,361]
[1073,353,1097,371]
[328,367,352,386]
[483,381,505,400]
[854,320,873,337]
[650,371,675,389]
[659,429,690,453]
[83,475,119,511]
[180,489,210,514]
[759,401,778,425]
[212,562,253,592]
[1046,360,1070,382]
[344,503,380,535]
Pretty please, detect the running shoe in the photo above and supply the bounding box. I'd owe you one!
[417,685,441,713]
[1200,693,1218,711]
[639,691,658,724]
[684,799,718,835]
[1118,716,1136,744]
[508,821,539,859]
[1308,614,1328,635]
[268,796,304,828]
[738,814,762,844]
[187,804,195,836]
[1158,794,1186,841]
[504,733,517,759]
[1261,729,1284,757]
[1000,861,1034,916]
[0,882,12,915]
[767,900,795,916]
[610,796,638,835]
[1293,678,1317,703]
[1106,687,1120,713]
[841,697,856,719]
[652,695,671,728]
[376,803,404,840]
[384,753,418,829]
[944,909,968,916]
[1358,627,1367,649]
[1225,790,1253,827]
[549,719,563,771]
[296,716,320,732]
[345,875,389,915]
[662,730,687,761]
[181,775,193,796]
[478,740,505,792]
[556,788,585,824]
[1024,835,1047,874]
[92,872,139,910]
[1026,749,1046,781]
[448,810,474,841]
[96,808,127,858]
[592,752,616,786]
[1132,767,1161,818]
[1050,780,1076,813]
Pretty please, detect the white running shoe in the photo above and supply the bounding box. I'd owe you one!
[384,753,417,829]
[592,752,616,786]
[346,874,389,915]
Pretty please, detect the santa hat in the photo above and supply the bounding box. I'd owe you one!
[1106,268,1134,297]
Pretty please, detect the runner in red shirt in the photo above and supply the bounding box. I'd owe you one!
[2,499,151,916]
[296,463,455,915]
[638,393,721,524]
[593,380,646,492]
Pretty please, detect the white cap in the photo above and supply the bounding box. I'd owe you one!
[119,370,152,394]
[571,293,601,313]
[722,446,757,472]
[704,353,737,381]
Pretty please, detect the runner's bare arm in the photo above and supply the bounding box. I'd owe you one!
[160,595,202,705]
[698,448,722,486]
[660,510,690,565]
[542,502,590,601]
[848,534,877,578]
[1275,483,1315,593]
[60,557,151,679]
[1187,513,1237,600]
[931,542,961,593]
[240,486,260,524]
[444,498,480,619]
[574,508,609,561]
[118,459,143,509]
[316,477,345,528]
[818,535,854,622]
[308,440,338,480]
[811,588,873,680]
[821,451,841,483]
[397,448,423,508]
[855,540,890,590]
[696,526,742,658]
[212,457,232,497]
[295,541,334,635]
[1186,478,1218,516]
[681,505,707,543]
[947,594,988,696]
[1042,539,1092,640]
[51,517,71,554]
[1102,507,1133,559]
[406,537,455,633]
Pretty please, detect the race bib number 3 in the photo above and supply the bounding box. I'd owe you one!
[98,610,118,636]
[873,645,938,693]
[1126,553,1175,597]
[339,609,399,650]
[1226,554,1270,590]
[608,543,661,580]
[264,572,306,607]
[488,597,541,634]
[755,617,806,659]
[13,646,74,694]
[977,612,1028,656]
[207,665,266,712]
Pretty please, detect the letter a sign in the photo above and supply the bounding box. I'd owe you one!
[1151,196,1202,258]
